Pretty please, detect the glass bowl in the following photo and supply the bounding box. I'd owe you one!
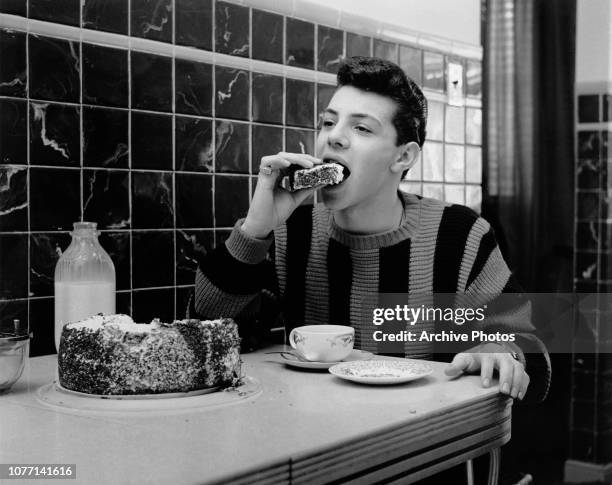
[0,334,29,393]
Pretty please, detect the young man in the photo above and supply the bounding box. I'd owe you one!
[190,57,550,403]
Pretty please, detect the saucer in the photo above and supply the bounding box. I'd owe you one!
[329,359,433,385]
[281,349,373,370]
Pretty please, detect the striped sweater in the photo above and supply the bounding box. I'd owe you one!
[192,191,551,402]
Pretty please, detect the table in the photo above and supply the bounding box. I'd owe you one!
[0,347,512,484]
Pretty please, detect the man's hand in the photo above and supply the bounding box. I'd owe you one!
[241,153,321,239]
[444,343,530,400]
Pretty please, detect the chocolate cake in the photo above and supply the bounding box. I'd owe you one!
[58,314,241,395]
[280,162,346,191]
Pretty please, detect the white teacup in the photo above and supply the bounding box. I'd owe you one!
[289,325,355,362]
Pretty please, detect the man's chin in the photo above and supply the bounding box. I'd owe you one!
[320,185,346,209]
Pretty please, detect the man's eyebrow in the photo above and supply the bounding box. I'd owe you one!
[322,108,382,126]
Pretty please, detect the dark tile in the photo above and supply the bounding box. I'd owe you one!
[176,0,212,50]
[29,297,55,356]
[577,159,602,190]
[175,286,193,319]
[29,35,80,103]
[423,51,445,92]
[572,399,596,432]
[83,107,129,168]
[30,102,80,166]
[373,39,397,62]
[598,430,612,462]
[601,251,612,280]
[252,9,283,63]
[132,231,174,288]
[399,45,422,85]
[575,252,598,280]
[176,230,213,285]
[131,112,172,170]
[317,84,335,118]
[83,170,130,229]
[318,26,343,73]
[572,370,596,401]
[0,0,26,16]
[30,232,71,297]
[602,131,611,158]
[131,171,173,229]
[578,94,600,123]
[132,288,174,323]
[604,95,611,123]
[215,1,249,57]
[131,51,172,112]
[252,74,283,124]
[0,98,27,164]
[0,166,28,231]
[0,234,27,299]
[83,0,129,34]
[286,79,314,128]
[215,229,231,245]
[116,291,132,315]
[346,32,370,57]
[570,429,596,461]
[215,66,249,120]
[577,131,601,159]
[252,125,283,174]
[466,60,482,98]
[130,0,173,42]
[30,168,80,230]
[98,231,130,290]
[0,29,26,97]
[175,173,213,228]
[286,128,315,156]
[175,116,213,172]
[175,58,212,116]
[602,222,612,252]
[82,43,128,108]
[215,120,249,173]
[285,18,314,69]
[0,300,28,336]
[576,221,600,251]
[30,0,80,26]
[214,175,249,227]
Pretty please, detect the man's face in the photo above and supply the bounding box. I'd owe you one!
[316,85,406,211]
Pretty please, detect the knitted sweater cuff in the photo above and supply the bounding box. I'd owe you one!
[225,218,274,264]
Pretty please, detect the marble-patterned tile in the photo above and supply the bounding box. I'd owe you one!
[82,43,128,108]
[29,35,80,103]
[427,101,444,141]
[215,230,231,245]
[444,184,464,205]
[116,291,132,315]
[175,116,213,172]
[445,105,465,144]
[422,183,444,201]
[215,120,249,173]
[465,146,482,184]
[576,221,600,252]
[252,9,283,63]
[175,173,213,228]
[0,299,27,336]
[285,128,315,156]
[286,79,314,128]
[423,51,445,92]
[0,98,27,164]
[0,166,27,231]
[602,190,612,221]
[346,32,370,58]
[175,58,212,116]
[83,169,130,230]
[131,171,173,230]
[577,159,602,190]
[176,0,212,50]
[214,175,249,227]
[83,106,129,168]
[30,168,80,230]
[0,234,27,299]
[131,51,172,112]
[252,73,283,124]
[404,152,422,181]
[444,144,464,183]
[578,95,600,124]
[29,232,71,297]
[604,95,612,123]
[317,84,335,118]
[318,26,343,73]
[131,111,172,170]
[98,231,131,290]
[132,288,174,323]
[131,0,173,42]
[576,252,598,281]
[466,60,482,98]
[83,0,129,34]
[176,230,213,285]
[0,30,27,97]
[373,39,397,63]
[30,102,80,166]
[29,297,55,356]
[465,108,482,145]
[252,125,283,173]
[215,1,249,57]
[286,18,314,69]
[399,45,422,85]
[215,66,249,120]
[30,0,80,26]
[0,0,26,16]
[132,231,174,288]
[175,286,193,319]
[578,131,601,160]
[577,191,601,220]
[422,142,444,181]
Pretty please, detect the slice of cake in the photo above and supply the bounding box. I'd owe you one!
[280,162,346,192]
[58,314,241,395]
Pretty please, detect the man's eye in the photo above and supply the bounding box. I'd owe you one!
[355,125,371,133]
[321,120,335,127]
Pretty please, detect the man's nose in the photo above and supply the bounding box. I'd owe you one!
[327,126,349,149]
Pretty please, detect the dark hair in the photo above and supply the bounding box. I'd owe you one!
[336,56,427,178]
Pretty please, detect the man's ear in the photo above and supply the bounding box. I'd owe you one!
[390,141,420,174]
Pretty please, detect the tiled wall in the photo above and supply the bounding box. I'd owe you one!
[0,0,482,356]
[572,91,612,464]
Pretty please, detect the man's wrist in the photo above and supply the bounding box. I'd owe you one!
[240,220,271,239]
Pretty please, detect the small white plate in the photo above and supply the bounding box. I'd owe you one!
[329,360,433,385]
[281,349,373,370]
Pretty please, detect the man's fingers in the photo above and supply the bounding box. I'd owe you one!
[518,372,530,400]
[259,155,291,174]
[497,358,514,395]
[444,353,476,377]
[480,354,494,388]
[276,152,320,167]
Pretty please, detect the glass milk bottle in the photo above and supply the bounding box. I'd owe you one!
[54,222,115,352]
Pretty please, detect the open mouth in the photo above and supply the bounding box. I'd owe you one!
[322,158,351,184]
